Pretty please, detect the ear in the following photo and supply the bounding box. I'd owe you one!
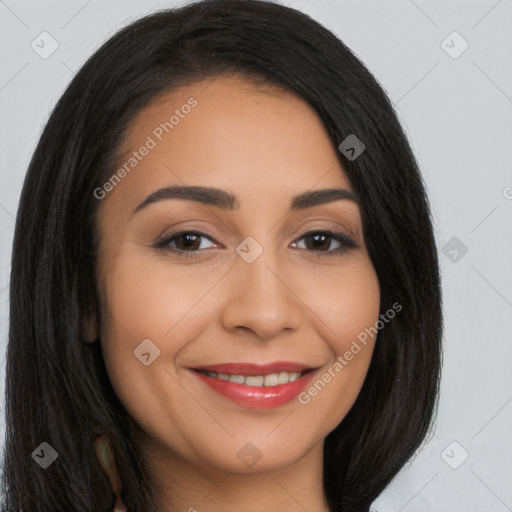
[80,312,98,343]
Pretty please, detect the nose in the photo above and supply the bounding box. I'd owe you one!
[219,242,303,340]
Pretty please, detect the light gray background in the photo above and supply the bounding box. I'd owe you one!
[1,0,511,510]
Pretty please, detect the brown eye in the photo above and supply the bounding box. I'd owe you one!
[303,232,333,251]
[291,230,358,256]
[153,230,216,256]
[172,232,202,251]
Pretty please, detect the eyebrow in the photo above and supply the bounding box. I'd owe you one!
[132,185,359,216]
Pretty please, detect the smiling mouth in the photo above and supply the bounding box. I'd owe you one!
[195,368,314,387]
[189,361,320,409]
[190,364,319,409]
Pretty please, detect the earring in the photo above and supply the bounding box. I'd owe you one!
[94,435,128,512]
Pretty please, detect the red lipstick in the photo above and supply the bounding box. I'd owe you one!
[190,361,318,409]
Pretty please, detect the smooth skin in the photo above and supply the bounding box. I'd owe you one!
[84,74,381,512]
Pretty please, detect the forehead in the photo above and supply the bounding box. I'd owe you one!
[99,74,352,217]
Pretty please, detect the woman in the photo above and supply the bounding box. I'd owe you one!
[1,1,443,511]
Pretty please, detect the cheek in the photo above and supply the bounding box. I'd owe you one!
[97,252,206,438]
[100,251,214,341]
[97,251,208,388]
[292,258,380,431]
[299,258,381,349]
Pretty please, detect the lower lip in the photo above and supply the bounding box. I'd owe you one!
[191,370,316,409]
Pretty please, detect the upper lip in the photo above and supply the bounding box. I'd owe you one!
[192,361,318,376]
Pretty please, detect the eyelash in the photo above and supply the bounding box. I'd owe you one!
[152,229,358,259]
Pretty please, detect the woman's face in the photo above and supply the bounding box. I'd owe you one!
[94,74,380,477]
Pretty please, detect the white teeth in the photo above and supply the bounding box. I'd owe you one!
[264,373,279,386]
[245,376,264,386]
[200,370,303,386]
[278,372,289,385]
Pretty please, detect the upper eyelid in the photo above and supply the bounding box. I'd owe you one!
[158,217,356,240]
